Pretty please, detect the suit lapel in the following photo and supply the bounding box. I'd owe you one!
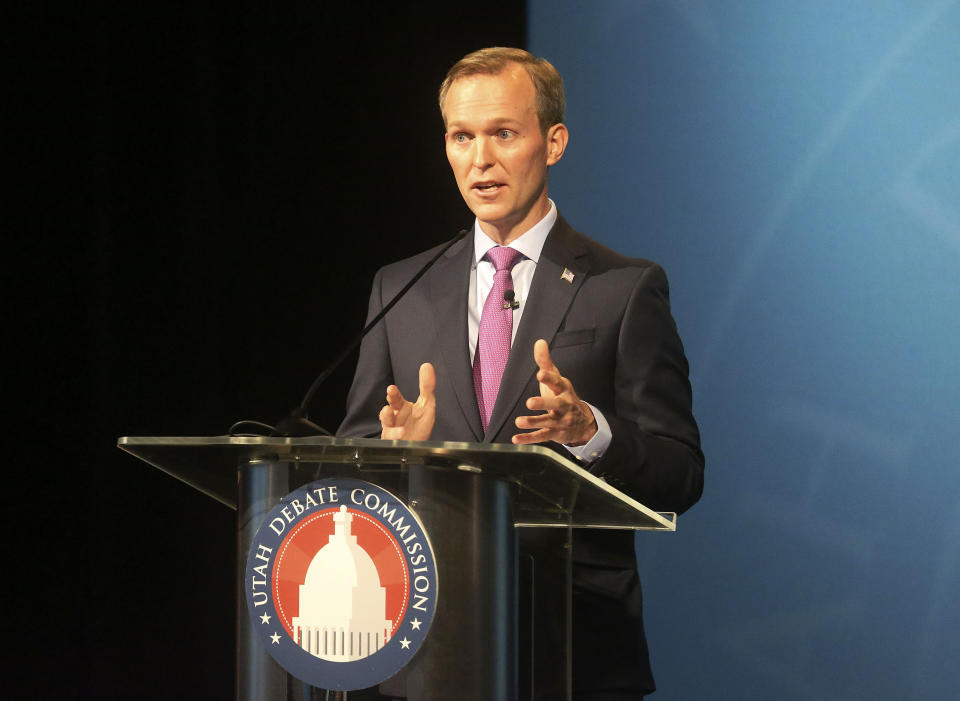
[485,216,591,441]
[429,233,484,441]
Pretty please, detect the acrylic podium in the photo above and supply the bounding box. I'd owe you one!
[118,436,676,701]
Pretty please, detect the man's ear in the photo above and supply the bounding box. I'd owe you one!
[545,123,569,166]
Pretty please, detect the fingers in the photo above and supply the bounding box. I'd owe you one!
[382,385,409,436]
[533,338,552,369]
[512,429,551,445]
[512,414,590,446]
[533,339,567,395]
[418,363,436,401]
[533,339,557,380]
[515,411,560,428]
[386,384,406,410]
[515,341,596,445]
[379,366,437,442]
[525,395,562,412]
[514,401,577,434]
[379,405,403,435]
[385,365,435,409]
[379,403,407,439]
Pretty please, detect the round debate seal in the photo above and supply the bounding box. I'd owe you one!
[244,478,438,690]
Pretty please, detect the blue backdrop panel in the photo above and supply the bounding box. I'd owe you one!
[530,1,960,698]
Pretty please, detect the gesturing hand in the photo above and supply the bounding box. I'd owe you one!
[513,339,597,447]
[379,363,437,441]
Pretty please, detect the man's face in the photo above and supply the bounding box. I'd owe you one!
[443,64,565,243]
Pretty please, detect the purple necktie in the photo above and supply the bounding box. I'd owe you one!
[474,246,523,433]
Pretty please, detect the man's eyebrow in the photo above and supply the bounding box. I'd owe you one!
[445,117,525,131]
[489,118,524,129]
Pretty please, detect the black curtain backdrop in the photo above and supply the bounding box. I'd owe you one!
[7,3,525,697]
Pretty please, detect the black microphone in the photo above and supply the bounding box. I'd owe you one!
[265,229,470,437]
[502,289,519,310]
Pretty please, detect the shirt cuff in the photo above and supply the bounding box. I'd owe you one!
[564,402,611,463]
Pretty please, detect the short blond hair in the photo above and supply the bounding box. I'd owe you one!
[439,47,565,133]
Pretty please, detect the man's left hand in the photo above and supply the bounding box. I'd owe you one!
[513,339,598,447]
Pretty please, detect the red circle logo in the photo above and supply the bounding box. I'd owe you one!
[272,506,410,652]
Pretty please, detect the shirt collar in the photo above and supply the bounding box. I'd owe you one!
[472,199,557,266]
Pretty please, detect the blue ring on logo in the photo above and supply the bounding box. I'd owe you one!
[244,478,438,691]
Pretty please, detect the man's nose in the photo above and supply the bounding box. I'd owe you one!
[472,137,493,169]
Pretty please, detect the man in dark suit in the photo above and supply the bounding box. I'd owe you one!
[339,47,703,699]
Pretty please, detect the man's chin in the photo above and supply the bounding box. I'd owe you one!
[466,202,509,225]
[472,208,512,228]
[466,195,506,213]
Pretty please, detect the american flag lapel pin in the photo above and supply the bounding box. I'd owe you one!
[561,268,575,284]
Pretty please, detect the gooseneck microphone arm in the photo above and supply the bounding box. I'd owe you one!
[270,229,470,437]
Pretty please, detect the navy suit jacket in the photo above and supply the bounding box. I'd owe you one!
[339,214,704,694]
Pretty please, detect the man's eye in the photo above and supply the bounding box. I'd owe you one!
[454,133,468,143]
[498,130,514,140]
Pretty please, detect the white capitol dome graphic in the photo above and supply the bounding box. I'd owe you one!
[292,505,393,661]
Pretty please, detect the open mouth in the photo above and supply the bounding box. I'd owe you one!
[473,182,503,193]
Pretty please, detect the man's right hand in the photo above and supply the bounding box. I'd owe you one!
[379,363,436,441]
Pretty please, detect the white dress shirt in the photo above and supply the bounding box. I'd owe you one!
[467,200,611,462]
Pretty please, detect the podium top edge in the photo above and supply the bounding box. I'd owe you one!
[117,435,565,460]
[116,435,676,530]
[119,435,548,449]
